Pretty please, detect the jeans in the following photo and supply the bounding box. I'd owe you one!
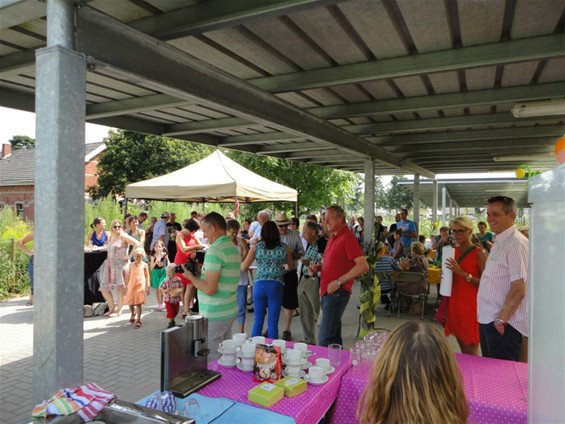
[479,322,523,361]
[236,285,247,325]
[252,280,283,339]
[318,288,350,347]
[28,255,34,294]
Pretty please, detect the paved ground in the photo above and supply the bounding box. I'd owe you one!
[0,285,456,423]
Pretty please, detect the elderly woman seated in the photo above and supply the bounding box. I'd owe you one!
[399,242,429,275]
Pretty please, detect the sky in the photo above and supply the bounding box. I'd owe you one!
[0,106,112,145]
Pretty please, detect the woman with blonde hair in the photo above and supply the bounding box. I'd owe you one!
[358,321,468,424]
[445,216,487,355]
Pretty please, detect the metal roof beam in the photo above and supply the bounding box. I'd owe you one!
[0,0,46,31]
[162,117,255,137]
[76,6,435,179]
[343,113,563,135]
[128,0,346,41]
[0,49,35,77]
[309,82,565,119]
[249,33,565,93]
[218,132,301,146]
[373,126,564,146]
[86,94,189,119]
[255,141,329,154]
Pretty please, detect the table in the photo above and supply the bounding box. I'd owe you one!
[199,342,351,424]
[328,353,528,424]
[84,250,107,304]
[427,266,441,285]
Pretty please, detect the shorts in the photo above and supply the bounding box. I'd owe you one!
[282,270,299,309]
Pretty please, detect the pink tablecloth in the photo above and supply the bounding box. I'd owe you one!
[199,342,350,424]
[328,353,528,424]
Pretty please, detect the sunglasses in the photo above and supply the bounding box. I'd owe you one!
[113,225,122,229]
[277,224,290,228]
[450,229,467,234]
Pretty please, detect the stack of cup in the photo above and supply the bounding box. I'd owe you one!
[232,332,247,348]
[284,348,303,377]
[239,341,256,371]
[251,336,266,345]
[293,342,308,357]
[272,339,286,353]
[218,339,237,366]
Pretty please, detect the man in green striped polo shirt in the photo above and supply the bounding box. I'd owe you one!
[181,212,240,360]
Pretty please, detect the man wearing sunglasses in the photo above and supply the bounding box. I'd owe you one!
[477,196,528,362]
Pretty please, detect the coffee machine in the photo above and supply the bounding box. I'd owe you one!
[160,315,221,398]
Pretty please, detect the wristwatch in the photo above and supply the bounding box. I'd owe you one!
[494,318,507,328]
[465,273,473,282]
[336,279,342,287]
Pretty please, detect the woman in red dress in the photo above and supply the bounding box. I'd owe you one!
[445,216,487,355]
[174,218,204,318]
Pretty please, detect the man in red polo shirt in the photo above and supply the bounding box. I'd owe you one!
[309,205,369,346]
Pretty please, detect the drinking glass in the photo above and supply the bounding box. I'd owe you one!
[328,343,342,367]
[350,347,362,366]
[184,399,200,419]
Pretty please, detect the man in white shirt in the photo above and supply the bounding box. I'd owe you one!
[248,210,270,242]
[477,196,528,361]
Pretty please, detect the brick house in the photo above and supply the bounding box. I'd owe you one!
[0,142,106,223]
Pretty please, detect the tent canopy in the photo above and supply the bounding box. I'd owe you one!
[125,150,297,203]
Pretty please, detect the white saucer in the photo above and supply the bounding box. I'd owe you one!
[218,357,239,367]
[218,347,239,355]
[321,366,335,375]
[283,369,305,378]
[236,362,254,372]
[304,374,329,385]
[283,357,307,367]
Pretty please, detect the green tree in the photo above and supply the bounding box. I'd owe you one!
[226,150,357,217]
[9,135,35,150]
[383,175,413,211]
[94,130,213,198]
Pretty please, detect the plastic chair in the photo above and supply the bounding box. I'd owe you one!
[392,272,427,320]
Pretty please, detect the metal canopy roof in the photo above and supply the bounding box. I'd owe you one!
[1,0,564,181]
[398,177,530,208]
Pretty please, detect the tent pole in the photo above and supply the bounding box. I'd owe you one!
[124,197,128,219]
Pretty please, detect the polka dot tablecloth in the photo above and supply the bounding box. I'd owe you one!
[199,341,351,424]
[327,352,528,424]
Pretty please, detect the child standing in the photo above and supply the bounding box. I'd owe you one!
[124,248,150,329]
[227,219,249,333]
[150,240,169,311]
[160,264,184,328]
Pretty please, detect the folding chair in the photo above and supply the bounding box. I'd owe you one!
[393,272,427,320]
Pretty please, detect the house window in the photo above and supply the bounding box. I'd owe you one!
[15,202,24,218]
[0,202,4,211]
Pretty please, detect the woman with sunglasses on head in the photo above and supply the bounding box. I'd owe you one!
[444,217,487,355]
[99,219,142,317]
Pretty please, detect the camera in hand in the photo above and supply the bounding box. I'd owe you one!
[174,259,198,275]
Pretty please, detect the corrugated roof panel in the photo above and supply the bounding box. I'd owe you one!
[465,66,496,90]
[512,0,564,39]
[276,92,319,108]
[245,17,332,70]
[89,0,152,22]
[338,0,408,59]
[428,71,460,94]
[331,84,373,103]
[501,62,540,87]
[1,28,44,50]
[458,0,505,46]
[468,105,494,115]
[300,88,345,105]
[538,58,565,83]
[289,7,368,65]
[87,73,156,97]
[360,80,400,100]
[397,0,452,53]
[392,75,428,97]
[417,110,441,119]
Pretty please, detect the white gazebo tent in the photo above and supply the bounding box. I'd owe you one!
[125,150,297,203]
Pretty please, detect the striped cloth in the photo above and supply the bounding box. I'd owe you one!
[32,383,115,422]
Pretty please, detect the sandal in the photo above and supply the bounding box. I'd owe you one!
[134,320,142,329]
[26,301,33,306]
[129,315,135,323]
[108,312,118,318]
[182,312,188,320]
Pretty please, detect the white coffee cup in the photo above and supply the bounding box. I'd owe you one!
[221,352,236,366]
[308,366,325,382]
[251,336,266,345]
[241,356,254,370]
[315,358,331,372]
[241,342,256,357]
[285,349,302,363]
[272,339,286,352]
[219,339,237,353]
[294,342,307,355]
[232,332,247,346]
[286,364,301,377]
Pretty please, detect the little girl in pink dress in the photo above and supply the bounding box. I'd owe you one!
[124,248,150,328]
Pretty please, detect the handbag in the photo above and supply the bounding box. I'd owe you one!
[435,245,476,327]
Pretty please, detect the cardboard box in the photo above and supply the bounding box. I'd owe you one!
[274,376,307,397]
[248,382,285,407]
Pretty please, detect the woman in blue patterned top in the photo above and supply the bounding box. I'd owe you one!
[241,220,293,338]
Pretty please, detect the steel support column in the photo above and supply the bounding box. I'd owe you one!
[441,186,447,226]
[33,0,86,403]
[363,158,375,251]
[413,174,420,236]
[432,179,438,229]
